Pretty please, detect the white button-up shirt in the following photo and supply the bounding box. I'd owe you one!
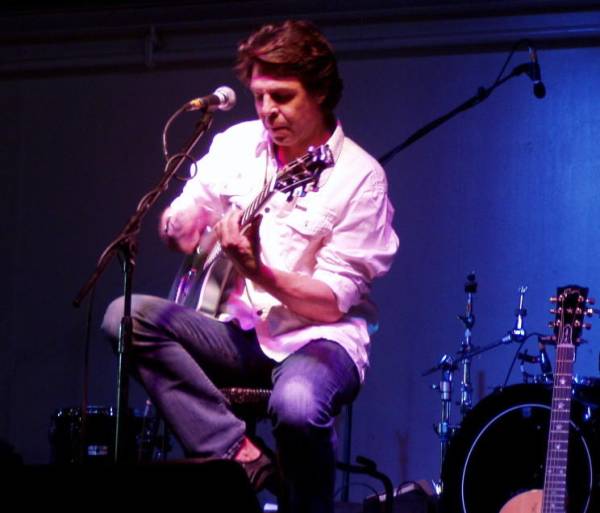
[169,120,399,381]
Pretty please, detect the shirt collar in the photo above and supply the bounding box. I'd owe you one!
[255,120,345,165]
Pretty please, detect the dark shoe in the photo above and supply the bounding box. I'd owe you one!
[237,449,277,493]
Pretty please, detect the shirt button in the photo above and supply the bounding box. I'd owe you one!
[264,207,270,213]
[256,309,263,316]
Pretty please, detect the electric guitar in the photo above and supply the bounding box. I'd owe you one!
[168,144,334,316]
[499,285,592,513]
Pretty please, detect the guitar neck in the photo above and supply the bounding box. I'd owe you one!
[202,148,330,270]
[203,177,276,271]
[542,333,575,513]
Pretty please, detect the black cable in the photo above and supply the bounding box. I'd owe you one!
[164,151,198,181]
[79,285,95,463]
[333,481,380,500]
[502,332,546,387]
[161,105,187,161]
[492,39,530,86]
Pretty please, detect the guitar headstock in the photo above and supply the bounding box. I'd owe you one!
[274,145,334,199]
[548,285,593,347]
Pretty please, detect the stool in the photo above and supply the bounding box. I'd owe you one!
[219,386,355,497]
[220,387,272,436]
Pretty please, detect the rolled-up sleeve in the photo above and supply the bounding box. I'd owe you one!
[312,174,399,313]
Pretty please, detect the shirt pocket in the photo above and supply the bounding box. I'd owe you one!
[278,207,336,272]
[283,206,336,238]
[214,172,256,210]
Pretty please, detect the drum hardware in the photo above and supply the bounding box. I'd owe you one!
[426,273,477,489]
[517,335,555,385]
[49,403,171,464]
[137,399,173,462]
[457,272,477,416]
[424,279,537,492]
[430,353,455,481]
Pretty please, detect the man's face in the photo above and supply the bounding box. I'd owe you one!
[249,65,329,161]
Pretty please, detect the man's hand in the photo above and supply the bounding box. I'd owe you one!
[216,209,343,323]
[216,209,263,280]
[160,206,210,254]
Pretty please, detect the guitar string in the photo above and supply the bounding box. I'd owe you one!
[543,302,579,512]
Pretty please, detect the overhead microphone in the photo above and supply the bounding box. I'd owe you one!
[502,285,528,343]
[185,86,237,112]
[527,45,546,99]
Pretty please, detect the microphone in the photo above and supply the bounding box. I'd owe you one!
[185,86,236,112]
[527,45,546,99]
[538,343,553,376]
[512,285,527,341]
[502,285,528,343]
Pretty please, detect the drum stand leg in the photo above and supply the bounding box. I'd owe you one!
[433,355,455,492]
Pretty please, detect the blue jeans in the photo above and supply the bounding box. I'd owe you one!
[102,294,360,513]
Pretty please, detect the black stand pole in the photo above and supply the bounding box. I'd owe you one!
[114,244,135,462]
[378,62,532,166]
[73,109,214,463]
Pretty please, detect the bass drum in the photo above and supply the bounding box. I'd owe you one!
[440,383,600,513]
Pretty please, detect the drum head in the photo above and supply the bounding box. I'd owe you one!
[440,384,599,513]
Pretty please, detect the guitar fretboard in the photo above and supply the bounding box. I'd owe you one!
[542,327,575,513]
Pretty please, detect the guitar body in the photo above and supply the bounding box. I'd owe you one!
[168,248,236,316]
[499,490,543,513]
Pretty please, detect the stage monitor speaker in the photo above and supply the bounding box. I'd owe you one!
[4,460,261,512]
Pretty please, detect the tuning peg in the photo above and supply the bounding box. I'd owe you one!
[549,296,558,303]
[576,338,589,345]
[587,298,596,306]
[539,335,557,345]
[548,321,558,329]
[549,308,562,315]
[583,322,592,330]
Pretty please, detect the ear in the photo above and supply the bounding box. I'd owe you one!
[315,92,327,105]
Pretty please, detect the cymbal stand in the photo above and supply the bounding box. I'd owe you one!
[457,273,477,416]
[432,353,456,483]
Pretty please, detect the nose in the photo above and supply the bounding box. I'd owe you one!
[261,95,278,120]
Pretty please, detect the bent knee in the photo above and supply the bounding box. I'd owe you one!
[269,376,332,431]
[101,296,125,340]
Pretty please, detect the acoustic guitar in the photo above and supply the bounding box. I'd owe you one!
[499,285,592,513]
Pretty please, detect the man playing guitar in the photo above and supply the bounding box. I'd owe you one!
[102,20,398,513]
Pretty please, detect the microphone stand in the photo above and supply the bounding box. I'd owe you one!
[73,108,214,463]
[378,62,533,166]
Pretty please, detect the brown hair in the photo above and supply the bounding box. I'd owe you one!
[235,20,343,112]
